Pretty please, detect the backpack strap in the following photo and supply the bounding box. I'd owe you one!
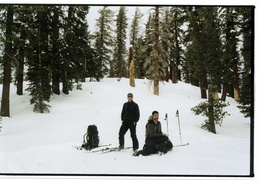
[83,133,87,143]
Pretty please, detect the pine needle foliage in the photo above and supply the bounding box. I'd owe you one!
[112,6,128,78]
[191,100,230,133]
[94,6,115,79]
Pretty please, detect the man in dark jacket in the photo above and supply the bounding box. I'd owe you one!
[134,111,172,156]
[118,93,140,152]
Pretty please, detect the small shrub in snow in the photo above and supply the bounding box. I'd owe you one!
[191,99,230,133]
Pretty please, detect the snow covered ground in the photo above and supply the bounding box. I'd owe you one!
[0,78,253,178]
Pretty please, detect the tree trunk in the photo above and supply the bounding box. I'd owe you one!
[233,78,240,101]
[171,62,178,84]
[17,26,25,95]
[62,6,72,95]
[129,47,135,87]
[1,6,13,117]
[164,57,169,82]
[164,44,169,82]
[208,78,216,134]
[199,79,207,99]
[175,24,181,82]
[153,6,159,95]
[221,82,228,101]
[52,7,60,95]
[62,60,69,95]
[208,98,216,134]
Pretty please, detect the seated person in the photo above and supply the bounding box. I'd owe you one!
[134,111,173,156]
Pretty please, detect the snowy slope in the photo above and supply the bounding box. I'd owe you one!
[0,78,251,176]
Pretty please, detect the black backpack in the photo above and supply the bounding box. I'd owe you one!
[81,125,99,150]
[166,140,173,151]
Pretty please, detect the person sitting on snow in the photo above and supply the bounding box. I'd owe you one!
[134,111,173,156]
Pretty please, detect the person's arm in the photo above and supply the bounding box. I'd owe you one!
[135,104,140,122]
[121,103,125,121]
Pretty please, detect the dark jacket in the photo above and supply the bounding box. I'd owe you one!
[121,101,140,123]
[145,116,163,139]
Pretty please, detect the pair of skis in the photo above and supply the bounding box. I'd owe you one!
[74,144,111,151]
[164,110,189,147]
[92,146,132,154]
[74,144,132,153]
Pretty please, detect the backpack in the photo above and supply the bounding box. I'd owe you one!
[166,140,173,151]
[81,125,99,150]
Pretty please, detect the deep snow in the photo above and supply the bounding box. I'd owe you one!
[0,78,252,177]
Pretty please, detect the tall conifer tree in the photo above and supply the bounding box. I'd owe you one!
[144,7,167,95]
[185,7,222,99]
[129,7,143,79]
[220,7,241,101]
[94,6,114,79]
[50,6,62,95]
[26,6,52,113]
[113,6,128,78]
[160,7,170,82]
[238,7,253,118]
[0,6,13,116]
[168,7,185,83]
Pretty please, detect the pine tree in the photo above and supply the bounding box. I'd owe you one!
[219,7,240,101]
[160,7,170,82]
[129,7,143,47]
[63,6,91,90]
[237,7,253,118]
[49,6,62,95]
[13,5,27,96]
[142,14,154,80]
[143,7,167,95]
[129,7,144,79]
[26,6,52,113]
[153,6,160,95]
[185,6,207,94]
[185,7,222,99]
[238,74,252,118]
[0,5,13,117]
[202,7,223,98]
[71,6,91,86]
[191,98,230,134]
[113,6,128,78]
[94,6,115,79]
[168,6,185,83]
[134,36,146,78]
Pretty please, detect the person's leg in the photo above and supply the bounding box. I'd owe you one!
[118,121,129,148]
[142,138,157,155]
[129,122,139,150]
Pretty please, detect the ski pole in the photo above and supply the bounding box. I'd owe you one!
[164,113,169,136]
[176,110,182,145]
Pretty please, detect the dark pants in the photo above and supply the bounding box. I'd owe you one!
[119,121,139,150]
[139,136,169,156]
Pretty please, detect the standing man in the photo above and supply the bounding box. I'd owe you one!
[119,93,140,152]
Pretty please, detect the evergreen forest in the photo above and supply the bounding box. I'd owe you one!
[0,5,253,118]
